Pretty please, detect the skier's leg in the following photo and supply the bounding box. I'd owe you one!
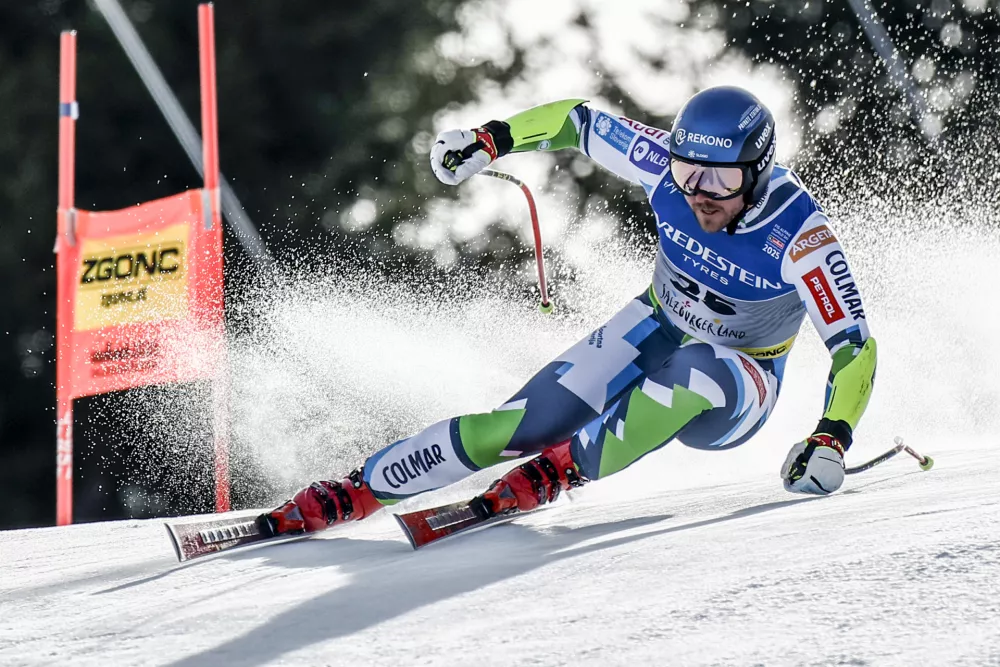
[570,342,780,479]
[268,294,669,533]
[362,295,668,502]
[480,341,780,514]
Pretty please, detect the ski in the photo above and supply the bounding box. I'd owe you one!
[394,499,530,549]
[165,513,307,562]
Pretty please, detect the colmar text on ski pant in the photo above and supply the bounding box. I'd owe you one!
[363,289,782,504]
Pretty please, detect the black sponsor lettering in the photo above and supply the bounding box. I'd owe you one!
[96,258,114,281]
[382,445,447,490]
[660,289,746,340]
[135,252,157,277]
[79,247,183,286]
[159,248,180,273]
[100,287,149,308]
[824,251,866,321]
[407,451,428,475]
[391,462,407,486]
[114,255,133,279]
[588,327,605,348]
[400,456,416,479]
[81,259,98,284]
[90,341,158,363]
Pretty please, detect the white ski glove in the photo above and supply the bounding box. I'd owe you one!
[429,127,500,186]
[781,433,846,495]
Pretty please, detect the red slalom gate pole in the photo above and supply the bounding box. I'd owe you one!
[482,170,552,313]
[55,30,78,526]
[198,3,230,512]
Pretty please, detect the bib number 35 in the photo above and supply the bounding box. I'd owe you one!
[670,274,737,315]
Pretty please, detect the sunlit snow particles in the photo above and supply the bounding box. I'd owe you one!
[92,145,1000,516]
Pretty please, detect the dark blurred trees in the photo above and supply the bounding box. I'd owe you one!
[0,0,516,528]
[686,0,1000,189]
[2,0,997,527]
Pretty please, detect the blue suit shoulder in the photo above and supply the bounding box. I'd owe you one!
[740,164,821,235]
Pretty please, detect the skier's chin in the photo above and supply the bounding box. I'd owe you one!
[693,208,736,233]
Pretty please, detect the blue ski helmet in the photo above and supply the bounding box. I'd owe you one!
[668,86,776,227]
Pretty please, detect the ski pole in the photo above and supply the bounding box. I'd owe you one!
[481,169,552,314]
[845,436,934,475]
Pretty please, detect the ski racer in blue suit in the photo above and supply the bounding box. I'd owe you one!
[264,86,877,536]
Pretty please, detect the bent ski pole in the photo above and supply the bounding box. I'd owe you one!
[481,169,552,314]
[845,436,934,475]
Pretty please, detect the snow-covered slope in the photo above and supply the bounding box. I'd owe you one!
[3,213,998,665]
[2,438,997,666]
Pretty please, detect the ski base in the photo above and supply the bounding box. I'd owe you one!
[166,513,306,562]
[394,499,526,549]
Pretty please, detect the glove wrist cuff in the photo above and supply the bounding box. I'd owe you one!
[813,417,852,450]
[480,120,514,157]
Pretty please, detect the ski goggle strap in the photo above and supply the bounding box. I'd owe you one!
[669,159,751,200]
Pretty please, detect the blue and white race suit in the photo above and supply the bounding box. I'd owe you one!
[360,105,873,502]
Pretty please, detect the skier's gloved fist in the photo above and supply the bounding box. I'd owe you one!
[429,123,507,185]
[781,433,846,495]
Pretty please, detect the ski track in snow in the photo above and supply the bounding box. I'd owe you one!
[4,213,1000,664]
[2,441,998,666]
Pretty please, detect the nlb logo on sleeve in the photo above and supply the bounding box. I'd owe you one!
[630,140,670,175]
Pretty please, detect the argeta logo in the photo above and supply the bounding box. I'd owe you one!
[674,129,686,145]
[790,224,836,262]
[632,141,649,161]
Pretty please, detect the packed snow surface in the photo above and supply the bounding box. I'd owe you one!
[3,212,999,665]
[2,439,998,666]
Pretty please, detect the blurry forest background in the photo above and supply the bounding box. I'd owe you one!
[1,0,997,528]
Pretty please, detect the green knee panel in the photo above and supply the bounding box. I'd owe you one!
[596,385,713,479]
[456,409,526,469]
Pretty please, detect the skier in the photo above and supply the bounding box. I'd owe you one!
[263,86,876,536]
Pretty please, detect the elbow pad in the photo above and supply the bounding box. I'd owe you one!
[502,98,588,154]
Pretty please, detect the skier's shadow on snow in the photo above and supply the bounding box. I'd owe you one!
[167,496,815,667]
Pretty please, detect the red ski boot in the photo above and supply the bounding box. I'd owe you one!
[259,470,383,536]
[475,440,587,516]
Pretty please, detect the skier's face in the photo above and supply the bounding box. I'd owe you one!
[685,192,744,233]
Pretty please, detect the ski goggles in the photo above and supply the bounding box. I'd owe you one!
[669,158,752,201]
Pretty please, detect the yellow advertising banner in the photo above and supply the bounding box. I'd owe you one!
[73,223,189,331]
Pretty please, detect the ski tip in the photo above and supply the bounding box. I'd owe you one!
[919,455,935,472]
[393,513,420,551]
[164,523,188,563]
